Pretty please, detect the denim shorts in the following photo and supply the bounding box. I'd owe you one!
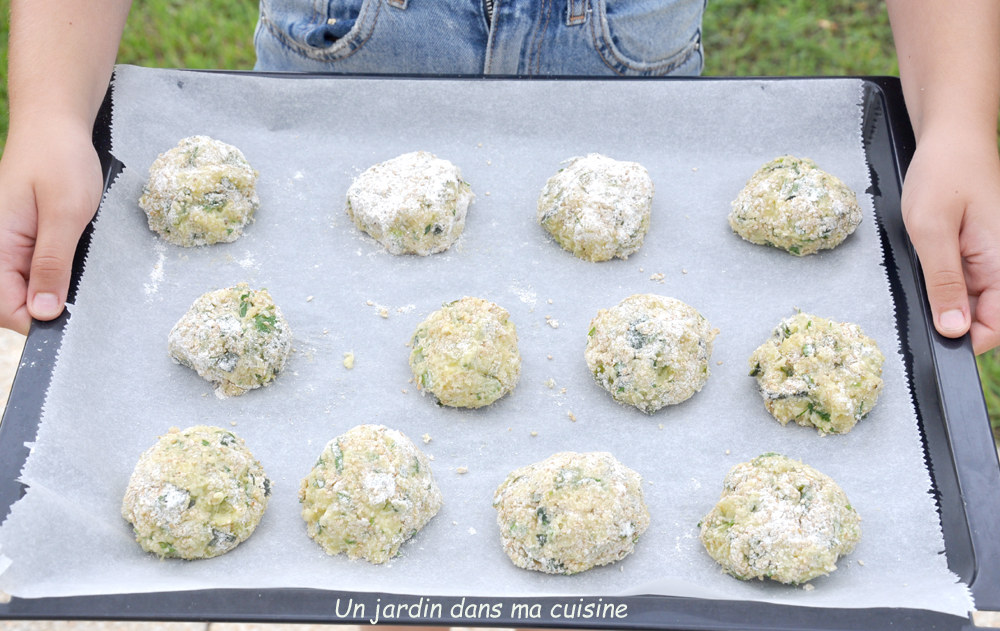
[254,0,704,76]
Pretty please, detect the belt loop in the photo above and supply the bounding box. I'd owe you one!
[388,0,408,9]
[566,0,586,25]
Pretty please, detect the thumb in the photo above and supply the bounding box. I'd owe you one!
[910,221,971,338]
[26,205,88,322]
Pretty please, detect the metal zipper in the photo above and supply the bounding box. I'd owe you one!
[483,0,495,27]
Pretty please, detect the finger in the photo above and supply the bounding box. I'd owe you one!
[970,287,1000,355]
[908,216,971,338]
[0,266,31,335]
[26,194,94,322]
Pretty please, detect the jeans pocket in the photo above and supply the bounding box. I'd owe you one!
[260,0,382,62]
[590,0,702,76]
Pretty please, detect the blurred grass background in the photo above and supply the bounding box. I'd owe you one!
[0,0,998,438]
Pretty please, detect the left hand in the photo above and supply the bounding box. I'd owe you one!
[900,125,1000,354]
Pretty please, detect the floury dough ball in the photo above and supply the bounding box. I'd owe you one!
[168,283,293,398]
[346,151,474,255]
[299,424,443,564]
[409,297,521,408]
[749,312,884,435]
[699,453,861,584]
[139,135,259,247]
[121,425,271,559]
[493,452,650,574]
[537,153,653,262]
[585,294,717,413]
[728,155,862,256]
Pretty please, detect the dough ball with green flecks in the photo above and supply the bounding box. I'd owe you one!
[409,297,521,408]
[537,154,654,262]
[699,453,861,584]
[299,424,442,564]
[139,136,259,247]
[749,312,884,435]
[122,425,271,560]
[728,156,862,256]
[346,151,474,255]
[493,451,650,574]
[585,294,718,413]
[168,283,293,398]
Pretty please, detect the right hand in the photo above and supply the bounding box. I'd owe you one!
[0,118,104,334]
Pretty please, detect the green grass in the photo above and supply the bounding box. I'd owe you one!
[0,0,999,429]
[979,351,1000,442]
[118,0,258,71]
[703,0,898,76]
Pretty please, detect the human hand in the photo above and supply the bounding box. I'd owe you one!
[900,126,1000,354]
[0,118,103,334]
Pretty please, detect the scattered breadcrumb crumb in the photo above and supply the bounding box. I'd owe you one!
[547,299,553,304]
[544,379,555,389]
[457,467,468,474]
[530,431,538,437]
[379,307,389,318]
[485,192,491,196]
[650,273,664,281]
[201,393,207,397]
[717,360,723,365]
[306,296,314,302]
[342,351,355,369]
[366,300,373,306]
[682,269,688,274]
[477,143,482,147]
[639,268,644,272]
[486,160,492,165]
[547,354,553,360]
[548,319,559,329]
[401,389,407,394]
[422,433,432,444]
[648,480,654,485]
[658,423,663,430]
[230,421,237,426]
[567,411,577,422]
[453,521,458,525]
[692,167,698,171]
[560,387,566,394]
[428,455,434,460]
[545,314,551,320]
[508,427,512,431]
[858,560,865,566]
[726,449,731,455]
[802,584,815,592]
[469,527,477,535]
[322,328,329,335]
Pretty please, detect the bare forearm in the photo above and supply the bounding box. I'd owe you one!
[8,0,132,135]
[886,0,1000,354]
[886,0,1000,142]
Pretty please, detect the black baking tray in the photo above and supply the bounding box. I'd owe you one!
[0,73,997,630]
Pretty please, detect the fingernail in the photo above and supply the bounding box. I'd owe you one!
[32,293,61,318]
[940,309,967,332]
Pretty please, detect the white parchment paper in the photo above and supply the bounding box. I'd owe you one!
[0,65,973,616]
